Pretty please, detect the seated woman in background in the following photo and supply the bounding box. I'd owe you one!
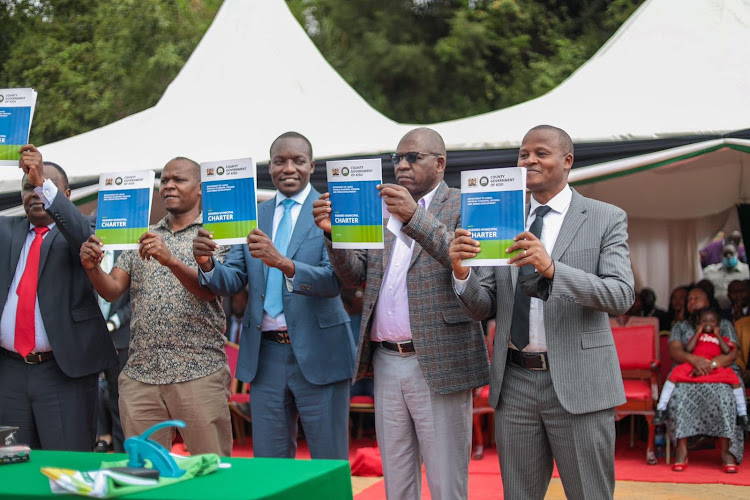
[655,307,748,430]
[666,286,745,473]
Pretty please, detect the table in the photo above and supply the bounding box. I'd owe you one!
[0,451,353,499]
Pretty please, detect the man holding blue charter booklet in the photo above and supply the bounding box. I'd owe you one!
[80,157,233,456]
[193,132,355,460]
[313,127,489,500]
[449,125,634,500]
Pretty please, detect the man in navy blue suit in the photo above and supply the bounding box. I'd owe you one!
[193,132,355,459]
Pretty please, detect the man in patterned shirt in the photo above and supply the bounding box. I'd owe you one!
[79,157,232,456]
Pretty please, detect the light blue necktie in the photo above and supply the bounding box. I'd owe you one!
[263,198,296,317]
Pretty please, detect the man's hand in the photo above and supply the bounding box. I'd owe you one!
[138,232,174,266]
[507,231,555,279]
[80,234,105,270]
[449,228,479,280]
[379,183,418,223]
[248,228,294,277]
[193,227,219,271]
[312,192,332,234]
[19,144,44,187]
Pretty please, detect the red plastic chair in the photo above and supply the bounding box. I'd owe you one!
[225,341,251,444]
[612,325,660,464]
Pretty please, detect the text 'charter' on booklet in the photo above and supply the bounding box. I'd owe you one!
[460,167,526,266]
[201,157,257,245]
[0,88,37,167]
[327,158,384,249]
[96,170,156,250]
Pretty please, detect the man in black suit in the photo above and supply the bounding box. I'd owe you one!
[0,144,117,450]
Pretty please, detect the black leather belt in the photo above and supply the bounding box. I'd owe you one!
[1,347,55,364]
[507,349,549,371]
[379,340,415,354]
[262,330,290,344]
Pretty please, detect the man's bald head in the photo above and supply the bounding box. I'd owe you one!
[398,127,447,157]
[527,125,574,156]
[168,156,201,181]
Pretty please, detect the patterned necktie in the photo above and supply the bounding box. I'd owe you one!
[263,199,296,317]
[509,205,552,351]
[15,226,50,357]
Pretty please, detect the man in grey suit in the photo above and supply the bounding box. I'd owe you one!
[450,125,634,499]
[193,131,355,459]
[313,127,489,500]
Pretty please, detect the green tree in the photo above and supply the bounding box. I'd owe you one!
[287,0,644,123]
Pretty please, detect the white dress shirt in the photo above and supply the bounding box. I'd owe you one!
[371,184,439,342]
[0,179,59,353]
[454,184,572,352]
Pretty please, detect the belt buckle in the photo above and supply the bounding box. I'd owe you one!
[528,353,546,371]
[397,342,405,354]
[275,332,290,344]
[23,353,41,365]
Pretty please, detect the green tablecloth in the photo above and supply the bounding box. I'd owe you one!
[0,450,353,500]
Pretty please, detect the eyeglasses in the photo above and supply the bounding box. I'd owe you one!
[390,152,443,166]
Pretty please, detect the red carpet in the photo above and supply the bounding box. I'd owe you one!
[353,436,749,500]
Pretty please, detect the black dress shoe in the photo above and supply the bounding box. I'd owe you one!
[93,439,111,453]
[737,414,750,431]
[652,409,667,426]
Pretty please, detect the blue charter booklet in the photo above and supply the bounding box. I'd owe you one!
[0,88,37,166]
[201,157,257,244]
[460,167,526,266]
[96,170,155,250]
[327,158,384,249]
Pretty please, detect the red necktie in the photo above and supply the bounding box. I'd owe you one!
[15,226,50,357]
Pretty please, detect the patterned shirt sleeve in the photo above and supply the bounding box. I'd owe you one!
[114,249,136,275]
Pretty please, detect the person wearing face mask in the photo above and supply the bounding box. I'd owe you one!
[703,243,750,310]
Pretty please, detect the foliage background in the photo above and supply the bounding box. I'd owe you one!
[0,0,643,146]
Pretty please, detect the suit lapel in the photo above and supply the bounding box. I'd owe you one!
[551,190,587,260]
[9,218,28,278]
[382,228,395,271]
[258,199,274,281]
[408,181,448,269]
[37,225,60,276]
[286,188,317,259]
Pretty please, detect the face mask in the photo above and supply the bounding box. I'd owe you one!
[723,256,738,269]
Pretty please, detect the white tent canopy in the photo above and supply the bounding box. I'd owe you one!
[433,0,750,148]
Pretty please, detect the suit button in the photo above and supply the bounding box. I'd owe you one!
[256,325,261,330]
[261,294,264,299]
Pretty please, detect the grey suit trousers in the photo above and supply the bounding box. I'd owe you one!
[373,346,472,500]
[496,362,616,500]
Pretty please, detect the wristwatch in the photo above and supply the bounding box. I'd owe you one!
[711,360,718,369]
